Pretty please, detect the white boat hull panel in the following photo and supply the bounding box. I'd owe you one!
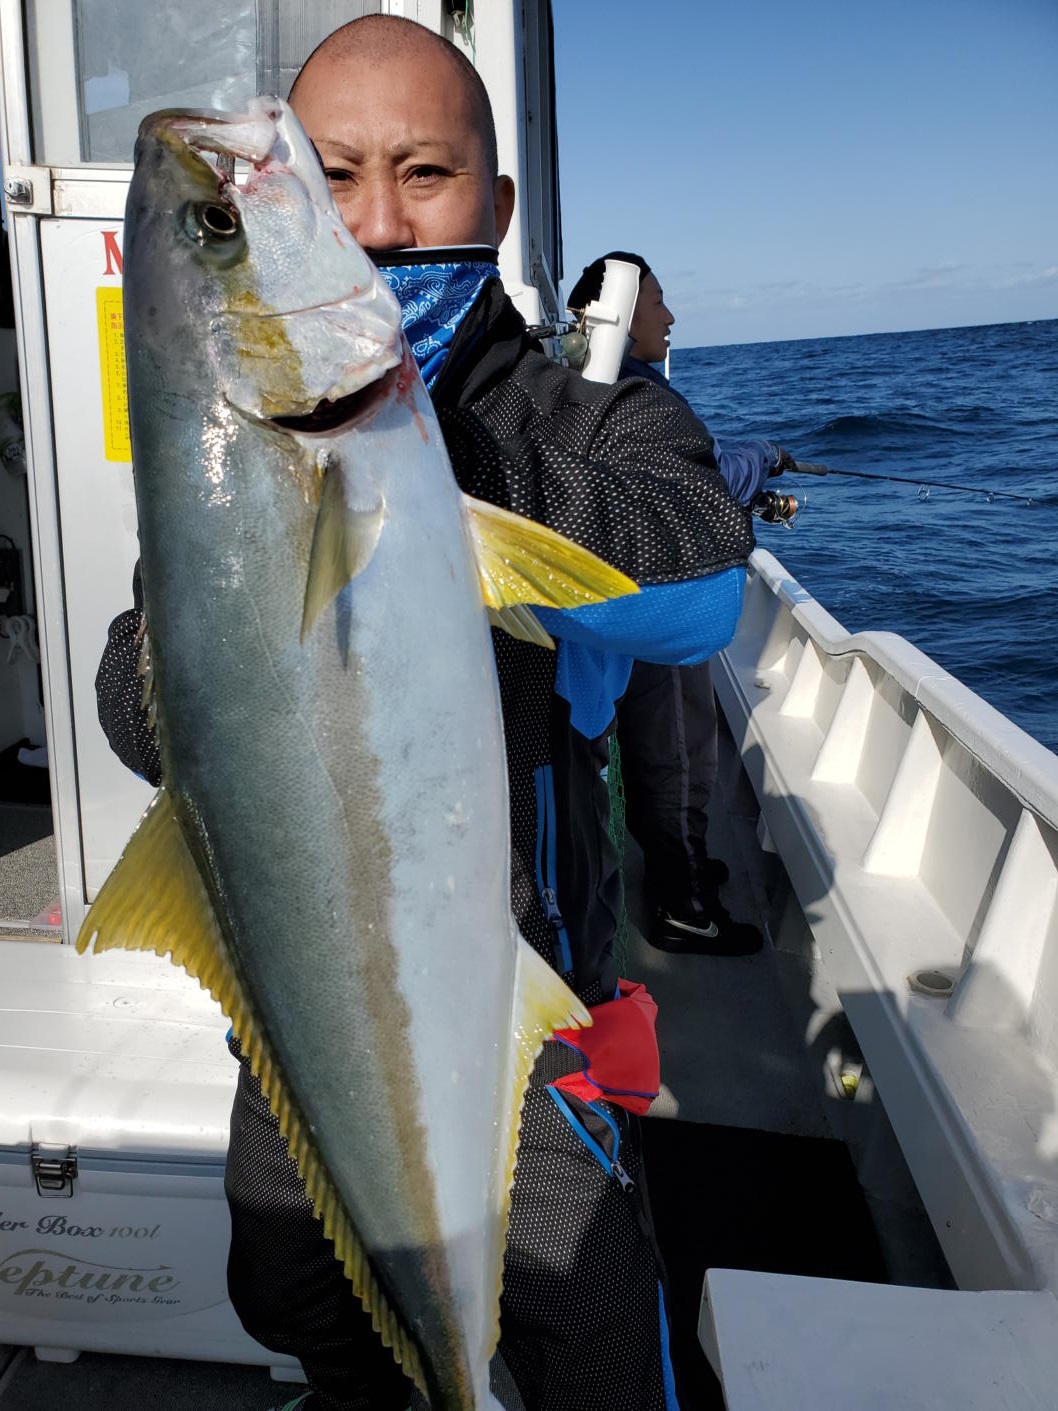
[716,548,1058,1293]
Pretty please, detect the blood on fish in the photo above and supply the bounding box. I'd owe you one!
[395,345,430,444]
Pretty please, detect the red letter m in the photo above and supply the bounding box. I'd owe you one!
[102,230,123,276]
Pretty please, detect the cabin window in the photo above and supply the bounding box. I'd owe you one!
[23,0,385,167]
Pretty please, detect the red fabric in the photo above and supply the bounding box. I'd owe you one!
[551,980,659,1115]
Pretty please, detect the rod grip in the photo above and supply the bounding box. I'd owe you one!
[793,460,829,477]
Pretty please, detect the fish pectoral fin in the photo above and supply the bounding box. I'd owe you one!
[464,496,639,646]
[302,459,385,641]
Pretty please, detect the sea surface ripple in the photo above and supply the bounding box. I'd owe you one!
[672,319,1058,753]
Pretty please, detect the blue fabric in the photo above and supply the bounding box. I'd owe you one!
[545,1087,614,1175]
[587,1099,623,1163]
[553,642,635,740]
[542,570,745,737]
[658,1283,681,1411]
[544,1089,629,1180]
[379,260,498,389]
[621,354,671,390]
[711,434,780,505]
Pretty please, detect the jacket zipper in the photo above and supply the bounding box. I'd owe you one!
[546,1087,635,1193]
[534,764,573,973]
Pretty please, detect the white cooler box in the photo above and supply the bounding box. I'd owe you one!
[0,939,303,1379]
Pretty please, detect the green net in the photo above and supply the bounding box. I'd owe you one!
[607,733,630,977]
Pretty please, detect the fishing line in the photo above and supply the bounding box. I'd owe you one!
[794,460,1038,507]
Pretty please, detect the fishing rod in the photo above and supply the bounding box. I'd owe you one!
[792,460,1037,506]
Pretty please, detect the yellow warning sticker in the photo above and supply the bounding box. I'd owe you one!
[96,286,131,462]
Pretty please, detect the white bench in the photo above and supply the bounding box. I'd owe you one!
[699,1268,1058,1410]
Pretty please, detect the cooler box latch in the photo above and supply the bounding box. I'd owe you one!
[31,1142,78,1197]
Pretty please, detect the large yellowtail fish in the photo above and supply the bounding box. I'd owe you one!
[78,99,638,1409]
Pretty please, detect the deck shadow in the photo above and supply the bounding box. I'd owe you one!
[641,1115,888,1410]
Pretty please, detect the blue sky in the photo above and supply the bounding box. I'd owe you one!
[553,0,1058,347]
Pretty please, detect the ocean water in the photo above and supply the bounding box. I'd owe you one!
[671,319,1058,755]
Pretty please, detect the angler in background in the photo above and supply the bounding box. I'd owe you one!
[97,19,753,1411]
[568,254,797,956]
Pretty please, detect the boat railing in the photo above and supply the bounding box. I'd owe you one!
[714,546,1058,1295]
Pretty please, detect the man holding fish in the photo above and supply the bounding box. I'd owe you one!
[91,15,753,1411]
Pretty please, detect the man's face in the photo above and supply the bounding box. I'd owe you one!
[629,273,674,364]
[291,45,514,253]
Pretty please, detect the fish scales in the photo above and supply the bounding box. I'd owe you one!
[79,97,627,1411]
[160,384,506,1390]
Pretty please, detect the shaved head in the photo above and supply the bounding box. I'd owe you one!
[292,16,498,179]
[287,14,514,253]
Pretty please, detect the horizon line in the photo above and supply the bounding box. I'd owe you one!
[669,313,1058,355]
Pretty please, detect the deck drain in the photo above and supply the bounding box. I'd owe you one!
[908,968,955,998]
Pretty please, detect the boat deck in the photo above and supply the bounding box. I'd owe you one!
[0,803,61,939]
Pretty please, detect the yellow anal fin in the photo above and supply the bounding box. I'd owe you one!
[487,937,592,1349]
[302,459,385,641]
[76,787,230,987]
[464,496,640,643]
[76,788,428,1396]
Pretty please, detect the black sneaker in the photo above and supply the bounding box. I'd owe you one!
[648,902,763,956]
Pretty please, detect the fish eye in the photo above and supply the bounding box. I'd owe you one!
[182,199,246,266]
[190,200,241,240]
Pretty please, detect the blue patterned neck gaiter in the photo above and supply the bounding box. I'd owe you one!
[377,248,499,390]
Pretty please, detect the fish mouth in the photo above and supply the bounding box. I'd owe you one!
[267,364,401,436]
[142,97,333,210]
[140,103,280,165]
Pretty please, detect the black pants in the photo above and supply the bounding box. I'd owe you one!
[224,1047,675,1411]
[617,659,719,912]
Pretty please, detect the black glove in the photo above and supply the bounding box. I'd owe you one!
[769,446,798,477]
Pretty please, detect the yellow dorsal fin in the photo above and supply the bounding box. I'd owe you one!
[464,496,639,644]
[76,789,428,1395]
[302,460,385,641]
[486,936,591,1351]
